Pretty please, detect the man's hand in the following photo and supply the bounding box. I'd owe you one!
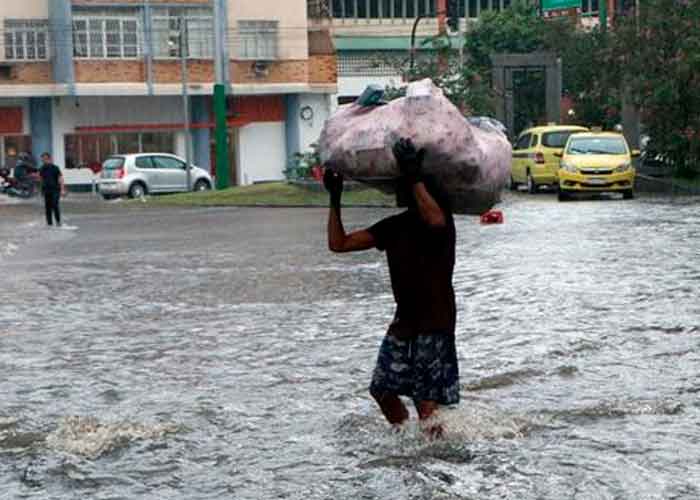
[323,167,344,209]
[393,138,426,185]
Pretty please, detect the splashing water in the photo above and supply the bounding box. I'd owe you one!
[2,198,700,499]
[45,416,180,459]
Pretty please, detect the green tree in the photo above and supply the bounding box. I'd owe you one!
[544,24,621,128]
[385,33,495,116]
[465,1,545,72]
[389,1,625,130]
[614,0,700,176]
[464,1,621,129]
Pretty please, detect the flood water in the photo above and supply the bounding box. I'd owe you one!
[1,193,700,499]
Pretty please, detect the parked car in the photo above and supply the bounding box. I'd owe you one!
[467,116,508,136]
[98,153,212,199]
[557,132,640,201]
[511,125,589,193]
[638,150,675,177]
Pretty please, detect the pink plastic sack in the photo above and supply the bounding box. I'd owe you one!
[319,79,512,215]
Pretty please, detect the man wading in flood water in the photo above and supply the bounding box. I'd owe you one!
[39,152,66,228]
[325,138,459,437]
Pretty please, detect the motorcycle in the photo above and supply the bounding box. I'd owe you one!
[0,167,40,199]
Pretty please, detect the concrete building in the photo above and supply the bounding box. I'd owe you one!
[0,0,337,187]
[308,0,618,104]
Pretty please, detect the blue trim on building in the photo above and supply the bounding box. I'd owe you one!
[29,98,53,165]
[285,94,301,159]
[49,0,75,92]
[191,96,211,173]
[143,2,154,95]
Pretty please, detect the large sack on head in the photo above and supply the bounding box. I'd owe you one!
[319,79,512,215]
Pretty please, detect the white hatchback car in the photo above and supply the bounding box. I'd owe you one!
[98,153,213,199]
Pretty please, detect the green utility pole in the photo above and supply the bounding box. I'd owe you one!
[214,83,230,190]
[600,0,608,33]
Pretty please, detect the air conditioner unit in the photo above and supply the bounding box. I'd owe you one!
[0,63,15,80]
[252,60,269,78]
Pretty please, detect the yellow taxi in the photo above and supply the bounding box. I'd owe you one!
[557,132,639,201]
[511,125,589,193]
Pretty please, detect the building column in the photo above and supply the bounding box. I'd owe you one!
[29,97,53,164]
[190,95,212,173]
[285,94,301,158]
[49,0,75,92]
[545,57,563,125]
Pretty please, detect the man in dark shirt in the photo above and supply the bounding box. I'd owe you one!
[39,152,65,227]
[325,138,459,437]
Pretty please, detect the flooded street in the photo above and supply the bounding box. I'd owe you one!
[1,193,700,499]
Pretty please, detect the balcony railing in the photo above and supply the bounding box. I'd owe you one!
[308,0,600,22]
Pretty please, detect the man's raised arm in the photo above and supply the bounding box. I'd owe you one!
[325,168,376,253]
[393,138,446,228]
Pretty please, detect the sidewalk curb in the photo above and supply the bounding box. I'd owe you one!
[636,174,700,195]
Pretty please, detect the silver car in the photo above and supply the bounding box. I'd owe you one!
[98,153,213,199]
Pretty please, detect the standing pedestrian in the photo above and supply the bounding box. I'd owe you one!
[324,138,459,438]
[38,153,65,227]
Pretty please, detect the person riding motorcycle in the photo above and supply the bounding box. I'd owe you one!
[13,153,37,184]
[1,152,39,198]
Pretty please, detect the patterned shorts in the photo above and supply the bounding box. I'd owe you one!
[369,332,460,406]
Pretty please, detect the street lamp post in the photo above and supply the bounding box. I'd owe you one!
[409,0,450,78]
[178,18,193,191]
[409,15,424,76]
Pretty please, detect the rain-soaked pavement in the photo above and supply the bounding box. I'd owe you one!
[1,192,700,499]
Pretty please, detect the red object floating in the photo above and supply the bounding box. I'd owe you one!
[310,165,323,181]
[480,210,504,224]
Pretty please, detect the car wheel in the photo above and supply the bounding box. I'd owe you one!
[623,189,635,200]
[527,173,537,194]
[509,176,520,191]
[558,189,572,202]
[128,182,146,199]
[193,179,211,192]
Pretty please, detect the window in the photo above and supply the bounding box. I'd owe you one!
[73,12,140,59]
[152,156,185,170]
[238,20,278,60]
[468,0,478,17]
[337,0,436,19]
[103,157,125,170]
[343,0,355,18]
[382,0,394,17]
[515,134,531,151]
[135,157,154,169]
[152,7,214,59]
[530,135,539,147]
[582,0,599,13]
[64,134,114,169]
[117,133,140,154]
[4,20,49,61]
[567,137,628,155]
[357,1,367,17]
[1,136,32,171]
[141,132,175,153]
[339,51,404,77]
[542,130,581,148]
[64,132,174,169]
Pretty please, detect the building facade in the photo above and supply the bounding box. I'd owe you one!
[0,0,337,187]
[309,0,618,104]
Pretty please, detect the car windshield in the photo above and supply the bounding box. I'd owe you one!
[103,157,125,169]
[543,130,582,148]
[567,137,627,155]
